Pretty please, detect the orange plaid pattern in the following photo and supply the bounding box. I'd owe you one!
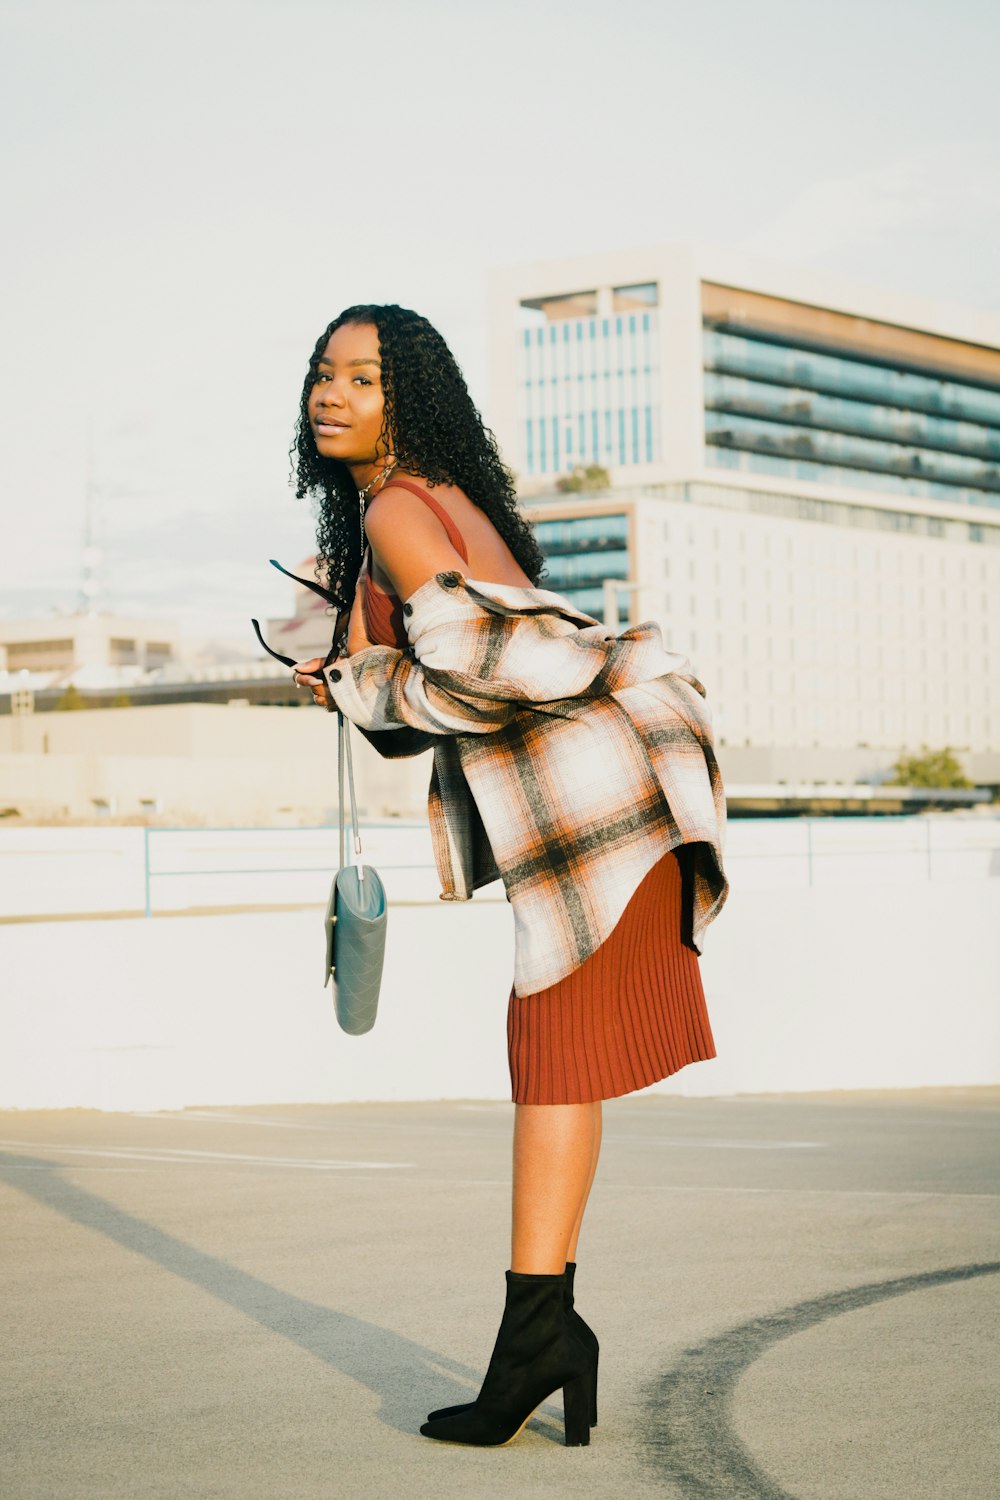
[324,571,729,997]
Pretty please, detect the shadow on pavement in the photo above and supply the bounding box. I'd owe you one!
[0,1151,564,1445]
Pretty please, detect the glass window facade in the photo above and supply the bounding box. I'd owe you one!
[532,513,631,615]
[678,480,1000,546]
[517,303,659,479]
[703,327,1000,510]
[613,282,659,311]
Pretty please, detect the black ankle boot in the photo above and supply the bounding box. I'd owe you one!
[426,1261,600,1428]
[419,1270,592,1447]
[565,1261,600,1426]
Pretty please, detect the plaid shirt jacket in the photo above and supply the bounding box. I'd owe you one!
[323,570,729,998]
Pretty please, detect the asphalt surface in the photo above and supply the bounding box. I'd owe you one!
[1,1089,998,1499]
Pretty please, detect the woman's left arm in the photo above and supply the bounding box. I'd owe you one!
[364,488,469,604]
[319,489,519,736]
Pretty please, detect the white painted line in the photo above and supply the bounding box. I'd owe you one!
[603,1135,827,1149]
[129,1110,330,1130]
[0,1141,413,1170]
[0,1165,148,1173]
[407,1179,1000,1200]
[593,1183,1000,1200]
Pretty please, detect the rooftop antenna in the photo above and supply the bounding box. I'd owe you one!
[77,420,102,616]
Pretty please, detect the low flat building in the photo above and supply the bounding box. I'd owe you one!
[0,612,180,678]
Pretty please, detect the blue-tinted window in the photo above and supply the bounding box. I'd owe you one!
[549,586,605,617]
[543,549,630,586]
[704,327,1000,426]
[704,370,1000,459]
[534,514,628,550]
[704,408,1000,496]
[702,324,1000,505]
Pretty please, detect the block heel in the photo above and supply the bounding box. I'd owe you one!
[562,1372,592,1447]
[586,1346,599,1426]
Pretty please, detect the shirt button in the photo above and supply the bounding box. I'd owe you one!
[402,602,413,616]
[328,668,342,682]
[441,571,459,588]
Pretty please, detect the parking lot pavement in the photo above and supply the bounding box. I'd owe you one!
[1,1089,998,1499]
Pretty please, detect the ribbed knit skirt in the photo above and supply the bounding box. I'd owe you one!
[506,846,717,1104]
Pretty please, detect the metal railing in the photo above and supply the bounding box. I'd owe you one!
[135,816,1000,919]
[140,824,441,918]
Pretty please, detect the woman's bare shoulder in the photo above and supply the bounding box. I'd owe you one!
[363,485,468,602]
[373,471,533,589]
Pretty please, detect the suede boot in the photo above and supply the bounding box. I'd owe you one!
[419,1269,592,1447]
[426,1261,599,1427]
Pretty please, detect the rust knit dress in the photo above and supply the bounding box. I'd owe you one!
[363,479,718,1106]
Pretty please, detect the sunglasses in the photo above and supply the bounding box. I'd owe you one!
[251,559,342,672]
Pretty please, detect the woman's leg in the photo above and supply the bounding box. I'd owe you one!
[567,1102,602,1261]
[511,1100,603,1273]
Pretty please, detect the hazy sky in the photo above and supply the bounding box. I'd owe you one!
[2,0,999,646]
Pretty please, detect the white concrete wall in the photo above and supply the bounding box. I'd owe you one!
[2,872,997,1112]
[628,489,1000,759]
[0,703,434,822]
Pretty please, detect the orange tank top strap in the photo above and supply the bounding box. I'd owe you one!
[371,479,470,564]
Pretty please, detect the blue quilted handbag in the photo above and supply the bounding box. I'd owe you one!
[324,711,387,1035]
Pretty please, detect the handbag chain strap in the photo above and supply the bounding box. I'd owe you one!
[337,711,364,881]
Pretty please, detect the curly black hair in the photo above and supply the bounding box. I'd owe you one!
[289,303,546,611]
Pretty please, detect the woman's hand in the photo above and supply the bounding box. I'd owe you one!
[293,574,373,707]
[292,657,333,708]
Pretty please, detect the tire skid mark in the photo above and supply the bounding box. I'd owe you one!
[642,1260,1000,1499]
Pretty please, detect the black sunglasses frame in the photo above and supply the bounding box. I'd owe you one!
[251,559,343,672]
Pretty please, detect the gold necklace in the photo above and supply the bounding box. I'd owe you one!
[358,458,398,545]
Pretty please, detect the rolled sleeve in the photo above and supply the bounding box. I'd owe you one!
[323,645,513,737]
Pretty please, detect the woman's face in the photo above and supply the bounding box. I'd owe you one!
[307,321,389,463]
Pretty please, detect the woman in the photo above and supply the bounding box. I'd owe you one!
[286,303,729,1448]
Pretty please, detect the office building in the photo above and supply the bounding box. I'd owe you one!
[489,244,1000,783]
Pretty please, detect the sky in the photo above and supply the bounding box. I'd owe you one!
[2,0,999,649]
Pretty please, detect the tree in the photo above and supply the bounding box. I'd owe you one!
[55,684,86,711]
[884,743,972,789]
[555,464,611,493]
[111,691,133,708]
